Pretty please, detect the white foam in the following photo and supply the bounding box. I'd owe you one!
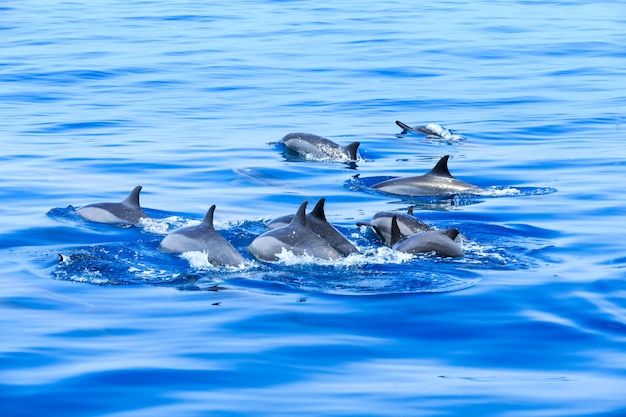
[424,123,466,141]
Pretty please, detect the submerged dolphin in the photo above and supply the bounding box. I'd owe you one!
[267,198,359,256]
[77,185,149,224]
[249,201,342,262]
[279,132,360,161]
[158,205,245,267]
[357,207,432,245]
[390,216,464,258]
[371,155,486,197]
[396,120,465,141]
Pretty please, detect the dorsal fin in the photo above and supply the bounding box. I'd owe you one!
[201,205,216,229]
[310,198,326,220]
[122,186,143,209]
[442,228,459,241]
[427,155,452,177]
[395,120,412,134]
[407,206,414,216]
[390,215,407,246]
[342,142,360,160]
[289,201,308,227]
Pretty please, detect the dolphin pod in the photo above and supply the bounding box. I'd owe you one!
[371,155,486,197]
[279,132,360,162]
[67,121,509,266]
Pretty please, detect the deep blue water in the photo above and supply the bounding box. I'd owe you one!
[2,1,626,415]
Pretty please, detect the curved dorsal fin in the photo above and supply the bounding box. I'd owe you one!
[390,215,407,246]
[442,228,459,241]
[395,120,412,134]
[427,155,452,177]
[122,186,143,209]
[289,201,308,227]
[407,206,414,216]
[310,198,326,220]
[342,142,360,160]
[202,205,216,229]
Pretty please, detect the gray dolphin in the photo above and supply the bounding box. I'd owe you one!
[390,215,464,258]
[279,132,360,161]
[267,198,359,256]
[77,185,149,224]
[248,201,342,262]
[158,205,245,267]
[357,207,432,245]
[396,120,465,140]
[371,155,486,197]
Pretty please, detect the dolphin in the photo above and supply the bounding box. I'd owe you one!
[279,132,360,161]
[396,120,466,140]
[158,205,245,267]
[390,216,464,258]
[267,198,359,256]
[248,201,343,262]
[77,185,149,224]
[371,155,486,197]
[357,207,433,245]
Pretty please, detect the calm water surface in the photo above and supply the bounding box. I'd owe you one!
[1,1,626,416]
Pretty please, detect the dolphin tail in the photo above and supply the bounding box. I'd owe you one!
[122,186,143,209]
[427,155,452,178]
[310,198,327,220]
[342,142,360,161]
[202,205,217,229]
[395,120,412,134]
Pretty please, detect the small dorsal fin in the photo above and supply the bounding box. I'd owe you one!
[407,206,414,216]
[202,205,216,229]
[290,201,308,227]
[122,186,143,209]
[395,120,412,134]
[390,215,406,246]
[427,155,452,177]
[442,228,459,241]
[310,198,326,220]
[342,142,360,160]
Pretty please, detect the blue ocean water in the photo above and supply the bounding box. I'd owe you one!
[1,0,626,415]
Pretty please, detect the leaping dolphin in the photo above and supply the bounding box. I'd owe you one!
[267,198,359,256]
[390,215,464,258]
[158,205,245,267]
[279,132,360,162]
[357,207,432,245]
[248,201,342,262]
[77,185,149,224]
[371,155,486,197]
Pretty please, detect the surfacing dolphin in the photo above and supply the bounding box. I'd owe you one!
[279,132,360,162]
[77,185,149,224]
[267,198,359,256]
[396,120,466,141]
[249,201,342,262]
[371,155,486,197]
[390,216,464,258]
[158,205,245,267]
[357,207,432,246]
